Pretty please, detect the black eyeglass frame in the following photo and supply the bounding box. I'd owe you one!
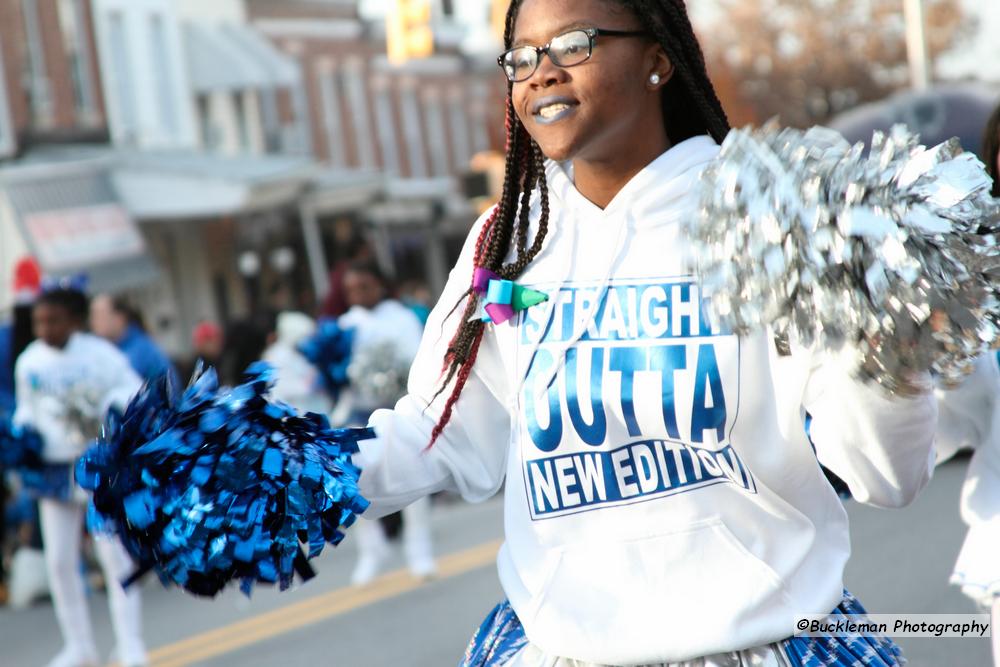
[497,27,648,83]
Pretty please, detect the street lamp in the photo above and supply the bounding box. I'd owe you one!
[269,247,296,275]
[238,250,262,312]
[903,0,930,91]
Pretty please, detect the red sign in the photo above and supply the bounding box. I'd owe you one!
[23,204,147,271]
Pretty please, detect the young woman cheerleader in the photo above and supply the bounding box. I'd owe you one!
[336,261,438,585]
[352,1,940,664]
[14,287,148,667]
[352,0,947,664]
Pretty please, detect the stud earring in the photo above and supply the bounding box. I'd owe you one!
[649,73,661,86]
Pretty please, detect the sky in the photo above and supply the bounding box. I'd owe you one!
[686,0,999,84]
[937,0,1000,82]
[355,0,999,83]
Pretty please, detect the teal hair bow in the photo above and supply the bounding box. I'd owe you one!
[472,268,548,325]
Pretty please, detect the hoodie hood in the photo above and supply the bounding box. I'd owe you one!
[544,135,721,225]
[520,135,722,396]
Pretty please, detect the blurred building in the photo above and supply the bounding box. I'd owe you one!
[246,0,505,309]
[0,0,109,153]
[0,0,158,313]
[87,0,328,356]
[0,0,506,360]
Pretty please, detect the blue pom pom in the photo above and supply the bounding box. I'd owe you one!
[297,318,355,400]
[0,418,44,470]
[0,419,72,499]
[77,363,373,597]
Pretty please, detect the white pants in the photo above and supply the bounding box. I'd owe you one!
[355,496,435,574]
[39,498,147,664]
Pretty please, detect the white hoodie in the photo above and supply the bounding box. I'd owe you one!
[935,354,1000,466]
[14,332,142,463]
[359,137,938,664]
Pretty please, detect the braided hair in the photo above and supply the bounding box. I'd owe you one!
[982,102,1000,197]
[37,288,89,324]
[428,0,730,446]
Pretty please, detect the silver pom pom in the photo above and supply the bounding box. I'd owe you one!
[691,123,1000,395]
[346,340,411,409]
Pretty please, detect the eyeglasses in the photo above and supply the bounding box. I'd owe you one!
[498,27,648,83]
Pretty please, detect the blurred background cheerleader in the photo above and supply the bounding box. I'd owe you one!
[13,285,147,667]
[334,260,437,586]
[262,311,334,416]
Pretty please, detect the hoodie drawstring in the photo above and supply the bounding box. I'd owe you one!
[525,212,632,403]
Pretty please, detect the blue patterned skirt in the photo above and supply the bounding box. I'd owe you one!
[461,590,904,667]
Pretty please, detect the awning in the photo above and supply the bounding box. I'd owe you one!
[304,168,384,216]
[0,158,160,292]
[219,24,300,87]
[362,176,460,226]
[183,22,300,93]
[112,150,319,220]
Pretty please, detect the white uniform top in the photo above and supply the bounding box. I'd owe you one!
[334,300,424,421]
[339,300,424,360]
[14,332,141,463]
[263,312,333,417]
[358,137,938,664]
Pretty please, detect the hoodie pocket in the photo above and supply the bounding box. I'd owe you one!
[524,517,797,665]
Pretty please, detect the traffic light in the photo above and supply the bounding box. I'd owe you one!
[387,0,434,64]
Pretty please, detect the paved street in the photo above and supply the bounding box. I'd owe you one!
[0,456,990,667]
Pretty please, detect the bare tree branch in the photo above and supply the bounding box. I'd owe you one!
[700,0,969,127]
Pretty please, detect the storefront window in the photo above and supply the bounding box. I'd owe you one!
[56,0,98,123]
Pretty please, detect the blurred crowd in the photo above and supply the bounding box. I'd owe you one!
[0,242,438,622]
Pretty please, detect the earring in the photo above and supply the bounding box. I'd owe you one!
[649,73,661,86]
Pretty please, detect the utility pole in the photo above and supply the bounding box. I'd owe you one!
[903,0,930,90]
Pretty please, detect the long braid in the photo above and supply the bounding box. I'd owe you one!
[485,134,532,268]
[432,121,530,393]
[428,1,543,447]
[504,142,549,278]
[478,97,520,264]
[625,0,730,143]
[429,327,484,447]
[428,0,729,447]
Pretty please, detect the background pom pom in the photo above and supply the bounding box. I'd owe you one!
[1,419,83,500]
[0,418,44,470]
[77,363,373,597]
[691,123,1000,395]
[347,339,411,409]
[297,318,355,400]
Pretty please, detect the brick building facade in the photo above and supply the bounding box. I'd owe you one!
[0,0,108,154]
[246,0,505,176]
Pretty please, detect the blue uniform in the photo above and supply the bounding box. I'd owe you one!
[116,324,178,387]
[0,323,14,417]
